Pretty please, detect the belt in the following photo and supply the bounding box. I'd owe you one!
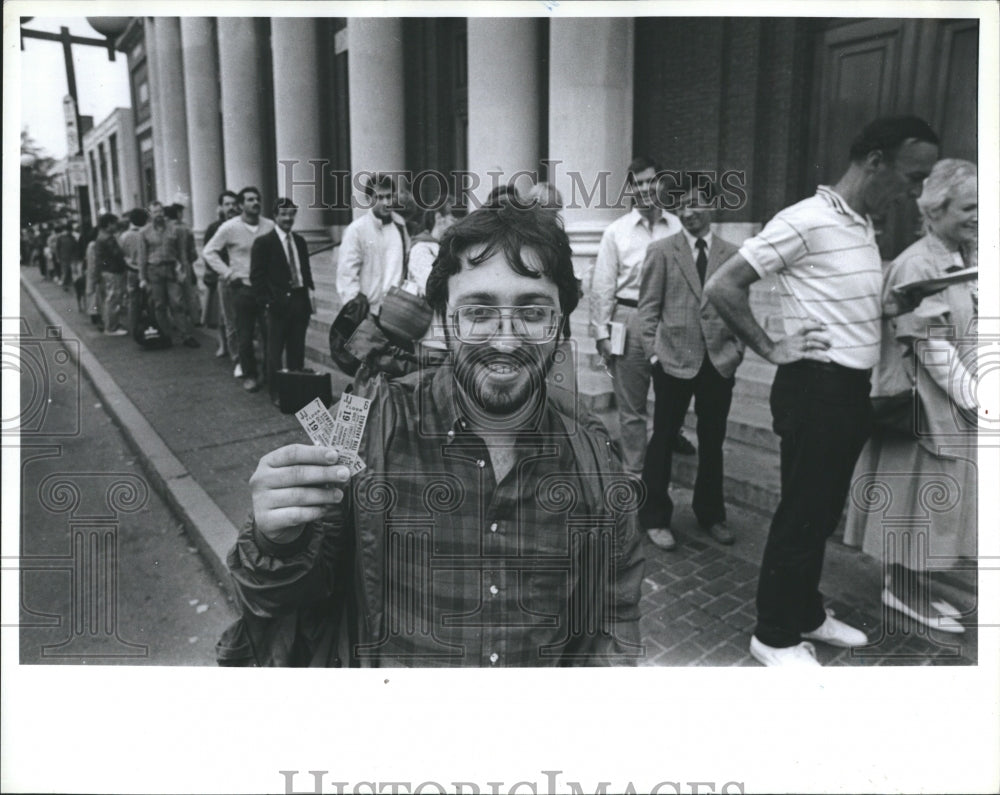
[615,297,638,308]
[785,360,872,378]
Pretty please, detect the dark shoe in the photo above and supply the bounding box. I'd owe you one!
[705,522,734,545]
[243,378,261,393]
[183,336,201,348]
[673,431,696,455]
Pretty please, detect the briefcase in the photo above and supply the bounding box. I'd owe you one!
[275,369,333,415]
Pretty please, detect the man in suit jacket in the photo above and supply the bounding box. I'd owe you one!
[637,180,744,550]
[251,197,315,405]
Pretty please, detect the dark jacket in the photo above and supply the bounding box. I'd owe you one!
[250,229,314,308]
[93,234,127,276]
[218,366,645,667]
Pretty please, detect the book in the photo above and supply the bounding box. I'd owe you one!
[893,266,978,294]
[609,321,627,356]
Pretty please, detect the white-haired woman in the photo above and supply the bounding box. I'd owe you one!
[845,159,978,634]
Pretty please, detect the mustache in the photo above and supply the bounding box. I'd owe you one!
[461,345,542,369]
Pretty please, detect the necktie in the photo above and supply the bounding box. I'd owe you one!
[695,238,708,284]
[286,234,300,287]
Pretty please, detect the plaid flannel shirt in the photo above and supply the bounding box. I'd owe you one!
[228,364,645,667]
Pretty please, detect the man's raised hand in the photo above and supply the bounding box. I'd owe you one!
[250,444,352,543]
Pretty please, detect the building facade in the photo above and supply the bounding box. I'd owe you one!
[103,14,978,367]
[81,107,142,221]
[113,16,976,252]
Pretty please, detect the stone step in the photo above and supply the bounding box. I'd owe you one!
[674,436,781,516]
[589,402,781,517]
[682,400,778,454]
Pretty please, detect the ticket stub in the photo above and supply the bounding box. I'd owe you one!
[337,450,367,476]
[295,397,337,447]
[329,393,372,454]
[294,396,368,475]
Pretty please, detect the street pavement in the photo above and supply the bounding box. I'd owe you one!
[17,265,980,666]
[13,280,237,665]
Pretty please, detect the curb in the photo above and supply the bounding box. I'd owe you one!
[20,275,236,592]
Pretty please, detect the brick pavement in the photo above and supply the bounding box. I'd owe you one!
[19,267,980,666]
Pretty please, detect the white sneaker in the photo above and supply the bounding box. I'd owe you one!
[646,527,677,550]
[883,589,965,634]
[233,363,243,378]
[802,612,868,648]
[931,599,962,619]
[749,636,820,667]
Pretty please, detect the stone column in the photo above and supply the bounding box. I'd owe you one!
[271,19,325,232]
[144,18,167,202]
[347,18,405,216]
[548,19,634,229]
[466,19,540,203]
[216,18,267,194]
[151,17,192,205]
[179,18,224,234]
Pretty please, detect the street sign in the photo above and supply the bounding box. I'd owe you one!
[67,157,88,187]
[63,95,80,154]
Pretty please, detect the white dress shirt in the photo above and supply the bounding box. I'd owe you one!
[589,208,682,340]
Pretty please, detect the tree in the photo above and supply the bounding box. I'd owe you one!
[20,130,69,228]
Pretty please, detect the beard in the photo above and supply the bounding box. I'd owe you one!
[452,342,552,425]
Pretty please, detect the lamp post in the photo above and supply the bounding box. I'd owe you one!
[18,18,129,156]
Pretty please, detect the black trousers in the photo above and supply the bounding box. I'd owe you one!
[266,289,311,399]
[232,282,267,381]
[640,355,734,530]
[754,361,872,648]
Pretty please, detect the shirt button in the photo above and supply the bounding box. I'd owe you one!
[489,585,499,596]
[489,522,498,533]
[477,459,486,468]
[489,653,499,665]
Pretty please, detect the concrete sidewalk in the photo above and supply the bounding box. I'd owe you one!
[19,267,979,666]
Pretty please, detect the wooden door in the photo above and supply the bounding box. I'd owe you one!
[810,18,979,259]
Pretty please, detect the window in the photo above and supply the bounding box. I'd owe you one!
[109,133,121,205]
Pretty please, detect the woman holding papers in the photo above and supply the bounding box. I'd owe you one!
[845,159,979,634]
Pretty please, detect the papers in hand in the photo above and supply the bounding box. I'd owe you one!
[294,396,369,475]
[608,321,627,356]
[893,267,977,295]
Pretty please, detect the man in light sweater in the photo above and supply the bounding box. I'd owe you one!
[203,186,275,393]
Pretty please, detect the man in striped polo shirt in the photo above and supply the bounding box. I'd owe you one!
[705,117,940,666]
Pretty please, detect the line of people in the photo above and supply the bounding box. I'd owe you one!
[23,115,978,668]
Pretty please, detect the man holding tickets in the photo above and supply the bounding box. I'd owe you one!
[219,204,645,667]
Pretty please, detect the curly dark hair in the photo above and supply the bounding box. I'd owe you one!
[424,203,578,318]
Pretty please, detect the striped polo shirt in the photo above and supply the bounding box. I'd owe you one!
[739,186,882,370]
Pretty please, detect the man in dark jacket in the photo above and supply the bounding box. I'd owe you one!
[250,198,315,406]
[93,213,130,336]
[221,203,645,667]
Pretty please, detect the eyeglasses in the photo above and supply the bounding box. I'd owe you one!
[451,305,562,345]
